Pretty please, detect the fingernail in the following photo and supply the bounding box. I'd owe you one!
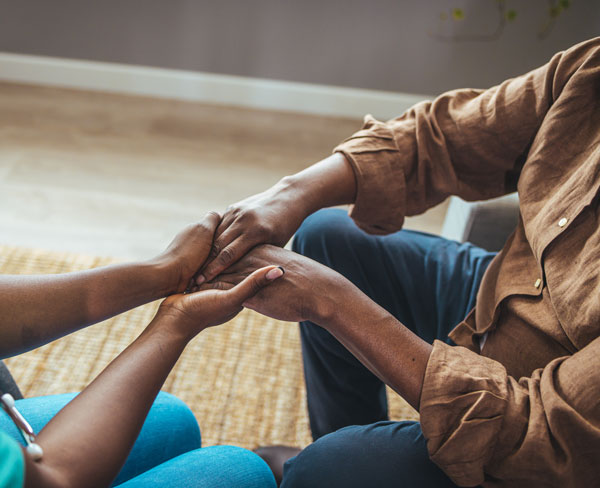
[196,275,206,285]
[266,267,284,280]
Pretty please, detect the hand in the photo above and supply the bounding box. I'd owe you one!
[199,245,350,324]
[198,181,310,283]
[157,265,284,340]
[154,212,221,294]
[199,153,357,283]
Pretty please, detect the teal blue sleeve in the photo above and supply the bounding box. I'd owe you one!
[0,430,24,488]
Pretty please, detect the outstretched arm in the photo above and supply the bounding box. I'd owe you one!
[0,212,221,359]
[23,265,283,488]
[202,38,600,281]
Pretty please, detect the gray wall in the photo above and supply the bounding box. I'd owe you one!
[1,0,598,95]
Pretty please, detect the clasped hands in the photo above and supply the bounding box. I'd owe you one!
[153,190,350,342]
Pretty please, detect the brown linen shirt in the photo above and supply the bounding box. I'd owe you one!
[334,37,600,487]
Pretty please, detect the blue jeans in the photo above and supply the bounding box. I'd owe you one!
[0,391,276,487]
[283,209,495,488]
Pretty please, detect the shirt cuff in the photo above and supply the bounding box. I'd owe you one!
[334,115,408,235]
[419,340,510,487]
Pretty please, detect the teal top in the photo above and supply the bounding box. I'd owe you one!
[0,430,24,488]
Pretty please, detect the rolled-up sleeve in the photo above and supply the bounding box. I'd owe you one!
[333,115,408,234]
[334,38,600,234]
[420,339,600,487]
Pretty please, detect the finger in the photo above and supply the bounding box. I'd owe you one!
[186,211,223,289]
[200,223,240,280]
[203,226,236,266]
[201,211,222,235]
[224,266,284,305]
[199,235,252,284]
[204,213,238,265]
[213,212,237,241]
[206,225,240,263]
[197,269,248,289]
[197,281,235,292]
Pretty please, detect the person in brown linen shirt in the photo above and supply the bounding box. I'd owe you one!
[199,37,600,487]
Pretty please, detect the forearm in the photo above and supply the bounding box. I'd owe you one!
[280,152,357,216]
[21,262,280,487]
[0,259,176,358]
[314,280,432,410]
[25,315,187,488]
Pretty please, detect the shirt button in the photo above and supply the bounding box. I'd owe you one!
[534,278,542,289]
[558,217,568,227]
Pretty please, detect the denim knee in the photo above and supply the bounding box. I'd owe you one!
[150,391,201,449]
[112,391,203,485]
[292,208,351,264]
[195,446,277,488]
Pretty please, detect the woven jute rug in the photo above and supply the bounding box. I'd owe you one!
[0,245,418,449]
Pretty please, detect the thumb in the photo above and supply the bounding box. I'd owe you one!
[225,266,284,305]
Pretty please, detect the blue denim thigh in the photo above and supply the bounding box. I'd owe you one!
[282,421,459,488]
[116,446,277,488]
[293,208,495,343]
[292,209,495,439]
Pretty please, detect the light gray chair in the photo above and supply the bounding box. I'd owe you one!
[441,193,520,252]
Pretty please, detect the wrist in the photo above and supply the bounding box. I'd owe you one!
[280,153,356,217]
[307,273,355,326]
[310,277,390,338]
[145,308,195,347]
[277,174,316,219]
[145,257,180,298]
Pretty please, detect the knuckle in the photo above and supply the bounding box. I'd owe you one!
[210,241,222,256]
[240,209,258,225]
[197,214,218,232]
[193,221,209,234]
[225,205,242,219]
[218,246,235,266]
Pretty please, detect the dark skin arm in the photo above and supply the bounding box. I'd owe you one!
[201,245,432,410]
[22,264,284,488]
[0,212,222,359]
[199,151,431,406]
[322,285,432,410]
[197,151,432,405]
[199,152,356,283]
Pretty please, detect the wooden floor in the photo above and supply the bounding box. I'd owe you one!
[0,82,448,260]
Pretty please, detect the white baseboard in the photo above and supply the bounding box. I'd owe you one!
[0,52,430,120]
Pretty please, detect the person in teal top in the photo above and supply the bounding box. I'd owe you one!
[0,214,281,487]
[0,430,24,488]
